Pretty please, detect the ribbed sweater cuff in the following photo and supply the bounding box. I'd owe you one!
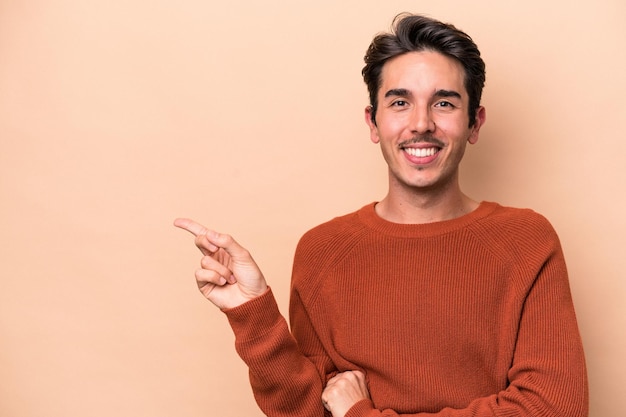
[346,399,376,417]
[222,287,281,341]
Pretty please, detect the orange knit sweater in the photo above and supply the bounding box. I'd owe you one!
[225,202,588,416]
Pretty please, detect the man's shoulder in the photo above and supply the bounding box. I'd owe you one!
[479,202,557,236]
[291,204,373,277]
[474,202,562,260]
[297,205,370,252]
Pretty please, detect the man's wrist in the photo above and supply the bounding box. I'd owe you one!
[223,287,280,340]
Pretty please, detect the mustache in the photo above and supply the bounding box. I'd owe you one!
[399,135,445,148]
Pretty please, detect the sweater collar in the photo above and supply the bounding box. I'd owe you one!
[357,201,499,238]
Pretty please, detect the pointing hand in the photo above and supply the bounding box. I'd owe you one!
[174,218,268,309]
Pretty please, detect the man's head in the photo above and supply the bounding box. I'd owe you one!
[363,13,485,128]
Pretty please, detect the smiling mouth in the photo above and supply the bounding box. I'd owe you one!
[399,136,445,158]
[403,147,439,157]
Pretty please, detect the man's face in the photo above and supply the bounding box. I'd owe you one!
[366,50,485,194]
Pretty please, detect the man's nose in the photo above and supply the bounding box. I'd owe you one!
[410,106,435,134]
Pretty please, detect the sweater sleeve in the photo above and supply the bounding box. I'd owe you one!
[223,287,330,417]
[345,224,589,417]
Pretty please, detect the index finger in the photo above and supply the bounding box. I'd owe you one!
[173,218,209,237]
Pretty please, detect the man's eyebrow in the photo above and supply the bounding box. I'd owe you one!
[434,89,462,99]
[384,88,412,98]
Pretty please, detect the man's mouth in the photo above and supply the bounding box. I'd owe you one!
[403,147,439,157]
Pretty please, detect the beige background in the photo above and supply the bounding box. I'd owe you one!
[1,0,624,416]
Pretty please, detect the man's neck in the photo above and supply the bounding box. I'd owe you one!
[375,186,479,225]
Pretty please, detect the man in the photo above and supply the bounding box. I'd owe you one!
[175,13,588,417]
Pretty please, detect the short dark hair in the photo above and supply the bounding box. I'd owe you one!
[362,13,486,127]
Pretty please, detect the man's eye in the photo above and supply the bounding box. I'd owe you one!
[436,101,455,108]
[392,100,407,107]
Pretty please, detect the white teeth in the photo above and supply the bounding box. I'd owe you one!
[405,147,437,157]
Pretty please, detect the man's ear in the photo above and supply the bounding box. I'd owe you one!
[365,106,380,144]
[468,106,486,144]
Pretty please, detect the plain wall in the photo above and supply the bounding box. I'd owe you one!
[1,1,624,416]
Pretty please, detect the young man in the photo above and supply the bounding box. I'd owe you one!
[175,14,588,417]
